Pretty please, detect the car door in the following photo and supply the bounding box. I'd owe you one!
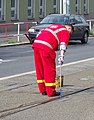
[70,15,84,40]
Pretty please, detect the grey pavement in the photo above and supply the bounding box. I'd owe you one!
[0,58,94,120]
[0,32,30,47]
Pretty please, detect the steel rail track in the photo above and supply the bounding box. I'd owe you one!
[0,86,93,118]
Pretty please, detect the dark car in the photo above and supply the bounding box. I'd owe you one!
[28,14,89,44]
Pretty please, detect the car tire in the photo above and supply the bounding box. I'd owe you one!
[81,32,88,44]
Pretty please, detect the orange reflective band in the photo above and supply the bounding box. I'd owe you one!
[37,80,45,83]
[45,82,56,86]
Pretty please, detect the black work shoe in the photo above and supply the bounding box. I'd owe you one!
[53,92,60,96]
[42,92,47,95]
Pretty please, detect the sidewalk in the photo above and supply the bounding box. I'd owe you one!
[0,32,30,47]
[0,59,94,119]
[0,35,94,47]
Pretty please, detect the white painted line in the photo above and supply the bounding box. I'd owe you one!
[0,59,3,61]
[0,57,94,81]
[56,57,94,68]
[0,59,3,63]
[0,59,3,62]
[0,71,35,81]
[0,59,16,64]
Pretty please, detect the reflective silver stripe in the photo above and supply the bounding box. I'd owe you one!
[54,28,67,34]
[34,40,53,49]
[45,28,60,44]
[45,28,67,45]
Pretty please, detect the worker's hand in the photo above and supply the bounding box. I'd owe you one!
[58,55,64,65]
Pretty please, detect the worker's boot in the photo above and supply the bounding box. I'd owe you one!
[53,92,60,96]
[42,91,47,95]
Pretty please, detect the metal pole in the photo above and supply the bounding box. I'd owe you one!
[60,63,63,97]
[18,23,20,42]
[14,22,24,42]
[89,21,92,31]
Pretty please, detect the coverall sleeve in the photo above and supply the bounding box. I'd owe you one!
[60,30,70,46]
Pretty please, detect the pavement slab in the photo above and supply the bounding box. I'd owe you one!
[0,59,94,119]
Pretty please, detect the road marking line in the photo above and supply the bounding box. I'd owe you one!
[0,59,3,64]
[57,57,94,68]
[0,59,16,64]
[0,57,94,81]
[0,71,35,81]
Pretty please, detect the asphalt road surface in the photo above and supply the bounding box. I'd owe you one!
[0,37,94,78]
[0,37,94,120]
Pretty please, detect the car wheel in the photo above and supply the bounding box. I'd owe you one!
[81,32,88,44]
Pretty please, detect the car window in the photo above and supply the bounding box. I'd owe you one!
[40,16,58,24]
[70,15,82,24]
[58,16,69,24]
[40,15,69,24]
[74,16,83,24]
[80,16,87,23]
[70,16,75,24]
[40,16,51,23]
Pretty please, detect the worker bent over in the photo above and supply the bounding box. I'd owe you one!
[32,24,74,97]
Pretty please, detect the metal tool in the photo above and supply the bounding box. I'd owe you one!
[60,63,63,97]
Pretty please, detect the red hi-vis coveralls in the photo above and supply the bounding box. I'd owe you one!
[32,24,70,96]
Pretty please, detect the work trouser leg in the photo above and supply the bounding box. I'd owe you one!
[34,48,46,93]
[42,51,56,96]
